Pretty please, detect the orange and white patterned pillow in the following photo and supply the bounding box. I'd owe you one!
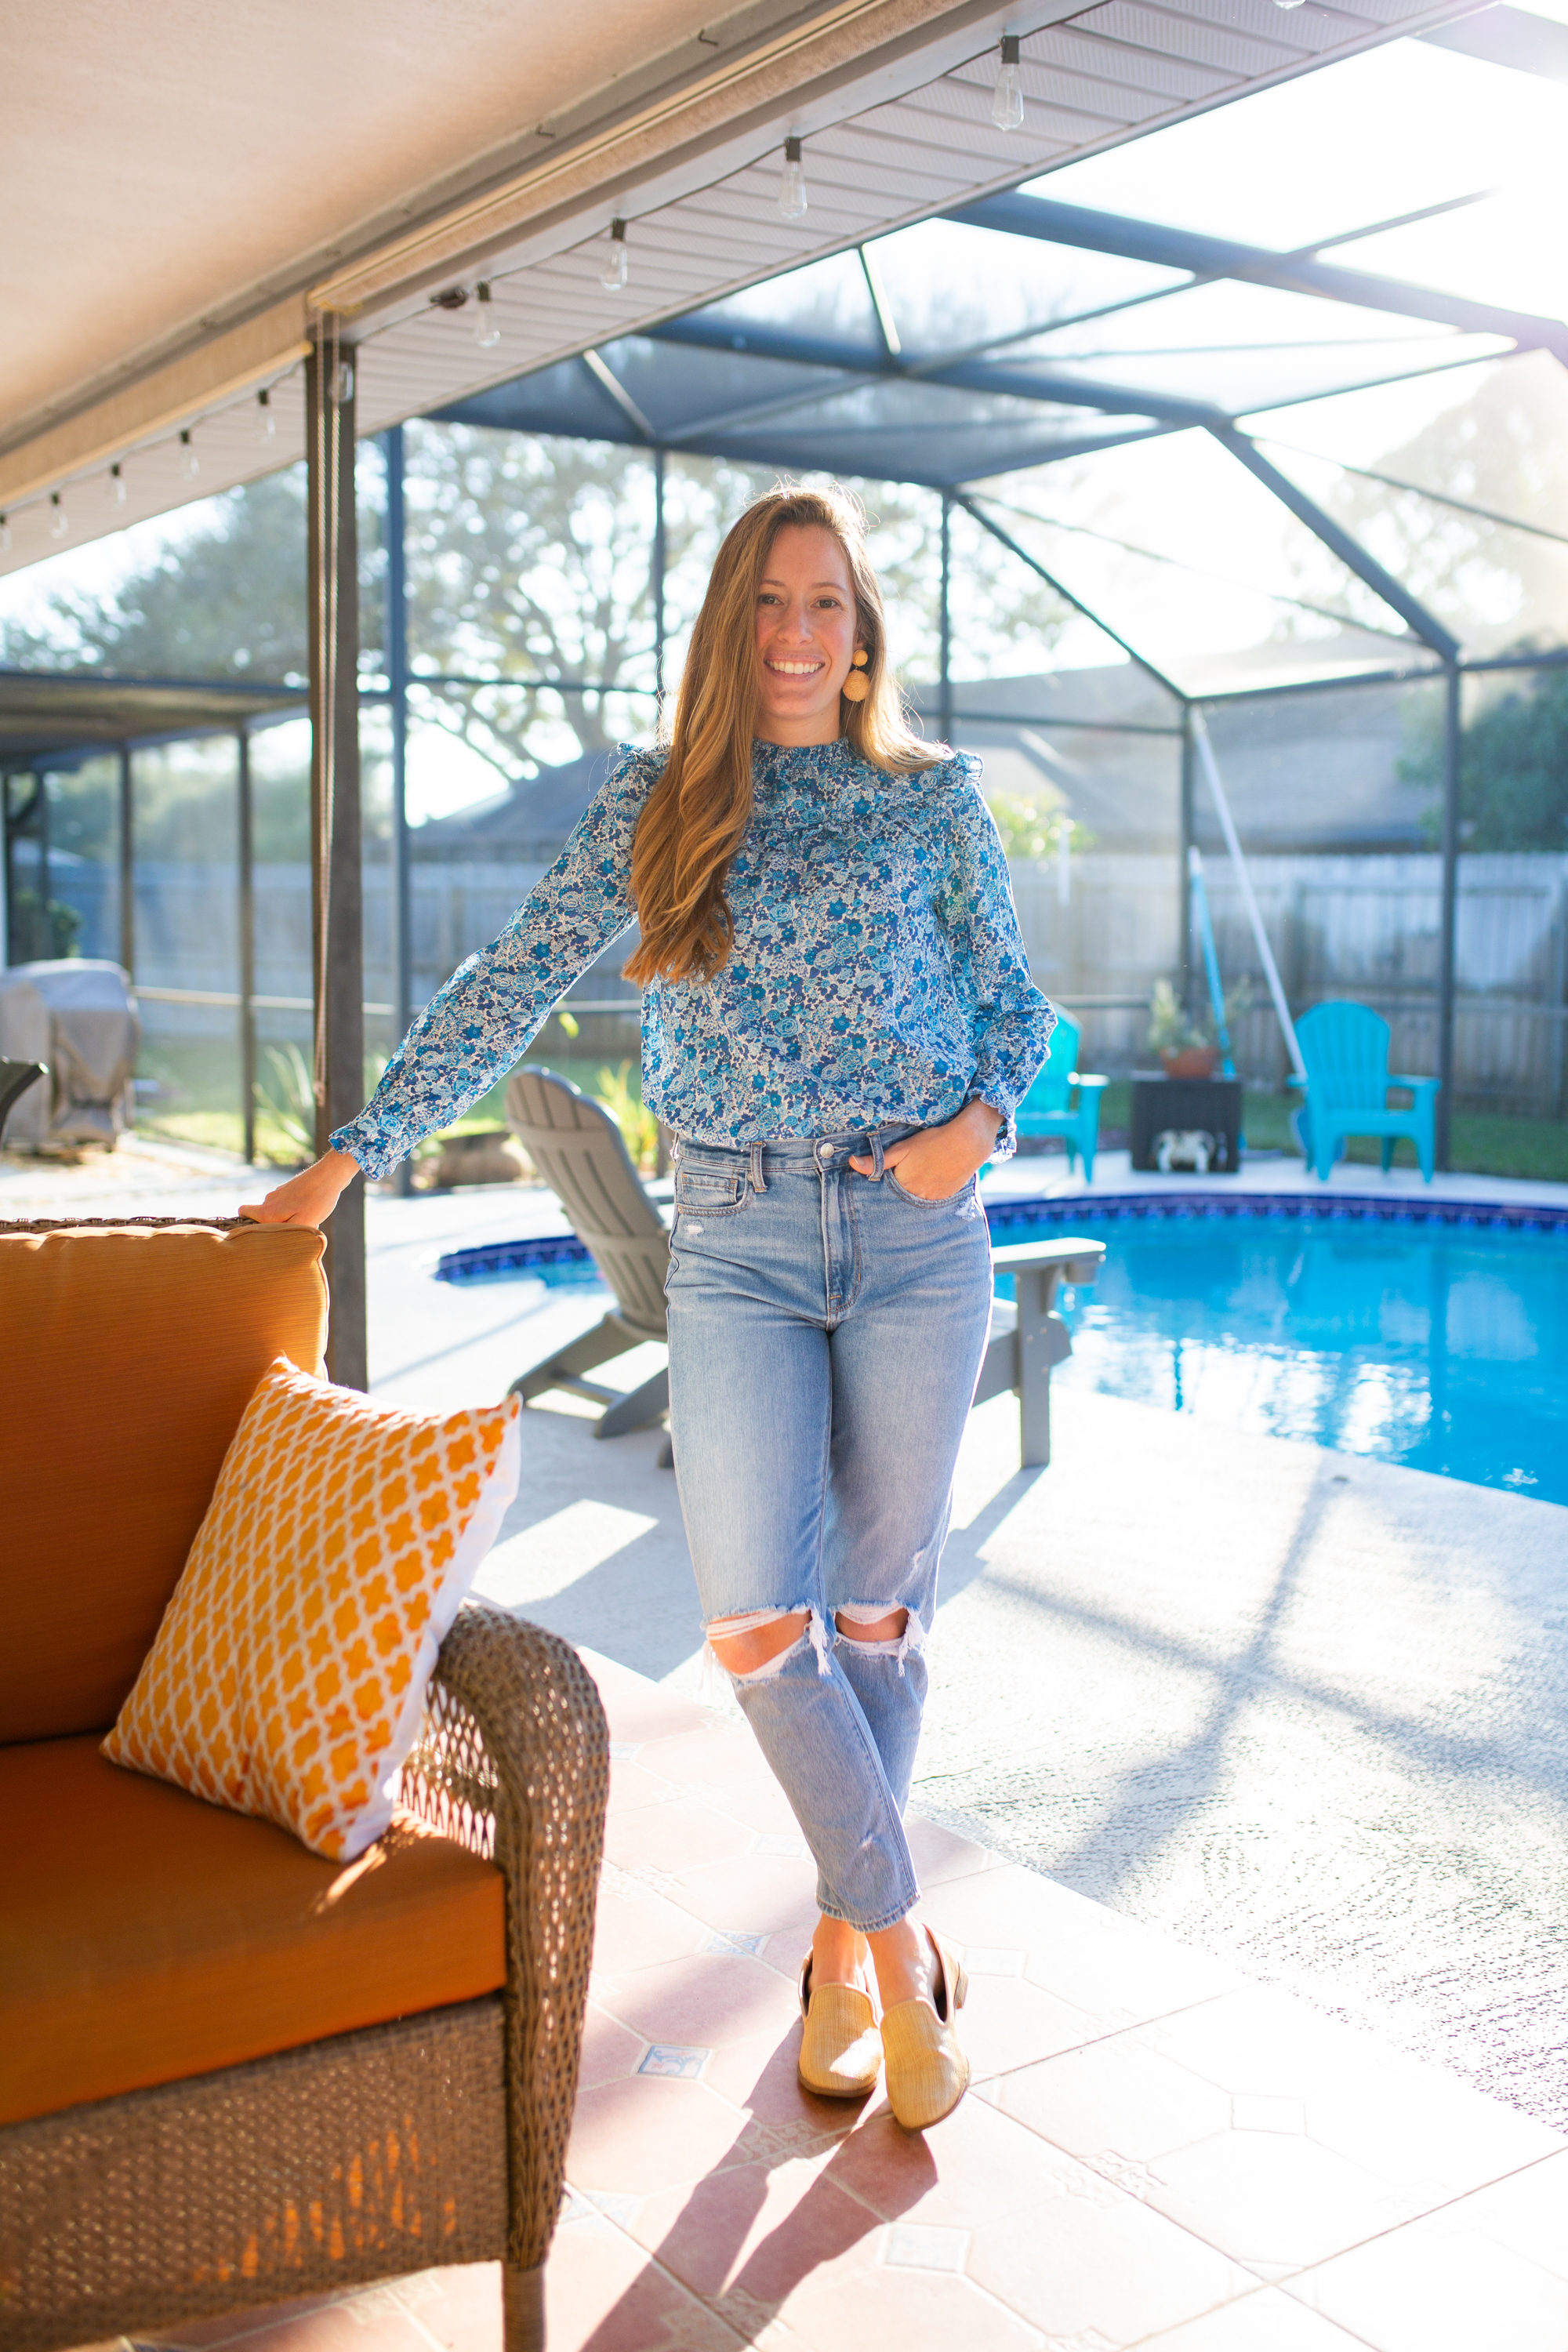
[105,1357,521,1860]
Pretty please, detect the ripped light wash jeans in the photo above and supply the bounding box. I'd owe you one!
[665,1123,994,1932]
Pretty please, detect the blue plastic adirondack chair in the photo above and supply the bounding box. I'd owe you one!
[1014,1012,1108,1179]
[1290,1000,1440,1182]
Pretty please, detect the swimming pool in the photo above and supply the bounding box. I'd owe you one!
[994,1195,1568,1505]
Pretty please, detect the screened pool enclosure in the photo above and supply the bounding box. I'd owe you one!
[5,28,1567,1181]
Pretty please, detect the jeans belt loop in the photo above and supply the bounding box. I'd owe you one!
[869,1128,886,1181]
[748,1140,768,1194]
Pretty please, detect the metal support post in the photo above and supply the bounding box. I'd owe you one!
[307,331,367,1388]
[37,767,51,945]
[238,728,256,1166]
[118,745,134,978]
[1178,704,1196,1018]
[1436,662,1461,1171]
[383,425,413,1196]
[652,447,667,720]
[938,494,953,747]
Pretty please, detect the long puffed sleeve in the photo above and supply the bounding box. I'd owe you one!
[332,746,660,1178]
[933,762,1056,1159]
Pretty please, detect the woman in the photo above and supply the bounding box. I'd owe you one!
[245,485,1054,2130]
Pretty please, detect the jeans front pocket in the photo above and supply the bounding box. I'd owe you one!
[674,1165,750,1219]
[884,1170,978,1210]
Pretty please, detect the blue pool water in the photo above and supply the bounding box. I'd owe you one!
[1016,1204,1567,1504]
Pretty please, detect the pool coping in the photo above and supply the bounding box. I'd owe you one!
[436,1183,1568,1281]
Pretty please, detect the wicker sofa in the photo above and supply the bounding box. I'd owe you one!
[0,1218,608,2352]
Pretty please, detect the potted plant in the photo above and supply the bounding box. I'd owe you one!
[1148,978,1219,1079]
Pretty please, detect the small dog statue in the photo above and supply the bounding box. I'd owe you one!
[1155,1127,1216,1174]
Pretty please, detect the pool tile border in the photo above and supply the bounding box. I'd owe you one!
[986,1191,1568,1237]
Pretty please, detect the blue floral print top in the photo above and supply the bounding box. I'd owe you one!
[333,737,1055,1177]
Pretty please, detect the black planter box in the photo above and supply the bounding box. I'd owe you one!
[1130,1073,1243,1174]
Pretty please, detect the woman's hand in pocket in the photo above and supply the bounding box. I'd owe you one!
[851,1100,999,1199]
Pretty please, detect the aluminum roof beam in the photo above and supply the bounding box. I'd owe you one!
[647,314,1228,430]
[1210,428,1461,662]
[952,492,1186,706]
[946,191,1568,367]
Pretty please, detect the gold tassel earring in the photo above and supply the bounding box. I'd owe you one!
[842,647,870,703]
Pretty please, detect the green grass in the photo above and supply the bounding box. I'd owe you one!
[1082,1080,1568,1184]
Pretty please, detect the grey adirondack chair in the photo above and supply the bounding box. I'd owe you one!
[0,1060,47,1143]
[503,1066,672,1447]
[975,1236,1106,1468]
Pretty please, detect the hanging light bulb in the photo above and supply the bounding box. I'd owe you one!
[600,220,629,292]
[49,492,69,539]
[778,136,808,221]
[108,463,126,506]
[180,430,199,479]
[993,34,1024,129]
[474,281,501,347]
[256,387,276,444]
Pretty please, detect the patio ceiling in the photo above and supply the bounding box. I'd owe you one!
[0,0,1496,580]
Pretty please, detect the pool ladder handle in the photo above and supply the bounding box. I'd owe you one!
[978,1236,1107,1470]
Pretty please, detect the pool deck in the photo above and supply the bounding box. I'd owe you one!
[127,1638,1568,2352]
[12,1137,1568,2347]
[6,1129,1568,1234]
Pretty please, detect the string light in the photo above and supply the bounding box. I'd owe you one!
[474,282,501,347]
[180,430,199,478]
[108,463,126,506]
[993,34,1024,129]
[778,136,808,220]
[49,492,69,539]
[256,387,276,444]
[600,220,629,292]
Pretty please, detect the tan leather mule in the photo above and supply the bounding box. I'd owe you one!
[797,1953,883,2099]
[880,1927,969,2130]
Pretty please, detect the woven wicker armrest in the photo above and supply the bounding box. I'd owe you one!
[403,1604,608,2278]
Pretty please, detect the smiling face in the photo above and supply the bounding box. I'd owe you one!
[753,523,862,746]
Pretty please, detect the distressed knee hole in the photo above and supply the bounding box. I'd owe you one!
[833,1603,926,1675]
[706,1606,830,1682]
[835,1607,909,1643]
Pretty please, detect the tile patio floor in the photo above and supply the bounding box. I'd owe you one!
[132,1646,1568,2352]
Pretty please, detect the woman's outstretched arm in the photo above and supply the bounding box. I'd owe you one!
[240,747,659,1223]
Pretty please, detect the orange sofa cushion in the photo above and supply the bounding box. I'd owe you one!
[0,1221,328,1742]
[0,1734,505,2127]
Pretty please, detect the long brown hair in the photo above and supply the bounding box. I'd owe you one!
[625,484,942,985]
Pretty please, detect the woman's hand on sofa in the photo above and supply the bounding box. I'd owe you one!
[240,1148,362,1229]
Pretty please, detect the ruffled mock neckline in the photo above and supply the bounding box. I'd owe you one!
[751,735,860,785]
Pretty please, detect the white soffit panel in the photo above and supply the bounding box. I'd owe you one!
[0,0,1483,579]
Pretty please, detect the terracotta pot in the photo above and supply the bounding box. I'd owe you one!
[1160,1046,1220,1080]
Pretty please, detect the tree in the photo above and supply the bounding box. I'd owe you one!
[0,473,312,681]
[1403,662,1568,850]
[1327,359,1568,656]
[1,426,1072,784]
[397,424,1070,782]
